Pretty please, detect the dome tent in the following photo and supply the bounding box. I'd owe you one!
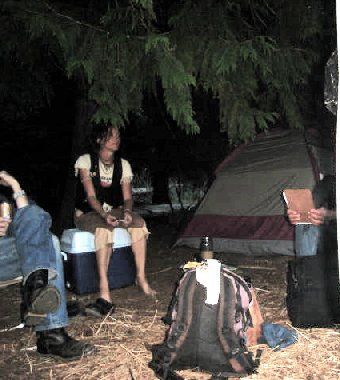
[176,129,318,256]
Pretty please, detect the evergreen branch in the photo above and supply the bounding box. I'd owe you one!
[24,1,159,40]
[262,0,277,16]
[42,2,107,34]
[249,6,268,29]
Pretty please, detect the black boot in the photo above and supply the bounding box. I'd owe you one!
[36,328,96,360]
[22,269,61,326]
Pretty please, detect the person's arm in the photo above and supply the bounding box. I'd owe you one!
[0,171,28,209]
[309,207,336,225]
[326,209,337,220]
[79,169,118,226]
[120,159,134,226]
[309,176,336,225]
[122,181,133,226]
[288,206,334,226]
[79,169,105,217]
[0,171,28,237]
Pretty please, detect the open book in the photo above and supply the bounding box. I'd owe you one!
[282,189,315,224]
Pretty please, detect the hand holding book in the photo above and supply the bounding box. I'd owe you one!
[283,189,315,224]
[308,207,331,226]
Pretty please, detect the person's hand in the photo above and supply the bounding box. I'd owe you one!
[0,171,27,208]
[0,171,21,192]
[105,214,119,227]
[123,210,132,227]
[287,209,301,225]
[0,216,11,237]
[308,207,327,226]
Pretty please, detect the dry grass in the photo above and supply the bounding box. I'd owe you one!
[1,233,339,379]
[11,295,340,380]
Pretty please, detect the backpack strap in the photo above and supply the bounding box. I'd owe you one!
[223,268,253,331]
[154,270,197,378]
[217,272,256,374]
[150,271,197,379]
[224,267,253,303]
[235,281,247,334]
[148,344,185,380]
[167,271,197,354]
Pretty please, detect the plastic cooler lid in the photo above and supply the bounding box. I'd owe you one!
[60,228,132,253]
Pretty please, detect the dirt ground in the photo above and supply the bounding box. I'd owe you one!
[0,217,339,380]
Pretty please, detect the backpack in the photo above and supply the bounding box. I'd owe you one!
[149,263,259,379]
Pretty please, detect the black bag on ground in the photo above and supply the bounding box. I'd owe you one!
[322,221,340,323]
[286,255,333,327]
[149,265,258,379]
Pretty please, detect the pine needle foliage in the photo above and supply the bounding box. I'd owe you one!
[1,0,329,142]
[169,0,321,142]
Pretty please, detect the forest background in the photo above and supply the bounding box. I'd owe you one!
[0,0,336,233]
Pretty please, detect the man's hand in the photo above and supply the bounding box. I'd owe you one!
[0,171,28,209]
[308,208,327,226]
[288,207,329,226]
[0,216,11,237]
[0,171,21,192]
[287,209,301,225]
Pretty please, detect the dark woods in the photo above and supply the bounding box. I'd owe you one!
[0,1,336,234]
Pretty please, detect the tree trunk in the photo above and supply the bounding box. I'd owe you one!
[151,169,170,204]
[53,77,96,235]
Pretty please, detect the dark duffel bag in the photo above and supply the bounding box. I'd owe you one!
[286,255,333,327]
[322,222,340,323]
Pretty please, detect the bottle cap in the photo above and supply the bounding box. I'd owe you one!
[200,236,213,252]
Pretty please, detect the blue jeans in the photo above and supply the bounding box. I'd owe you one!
[295,224,321,257]
[0,204,68,331]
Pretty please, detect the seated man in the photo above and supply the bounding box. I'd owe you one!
[0,171,95,360]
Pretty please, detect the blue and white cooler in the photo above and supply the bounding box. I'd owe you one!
[60,228,136,295]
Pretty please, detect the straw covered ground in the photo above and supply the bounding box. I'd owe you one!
[0,218,339,380]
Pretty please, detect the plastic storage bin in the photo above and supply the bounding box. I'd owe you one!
[60,228,136,295]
